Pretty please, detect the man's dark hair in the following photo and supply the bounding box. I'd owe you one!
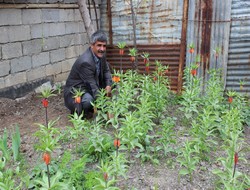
[90,30,107,44]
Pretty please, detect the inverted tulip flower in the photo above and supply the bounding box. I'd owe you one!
[43,152,51,165]
[42,98,49,108]
[189,43,195,54]
[128,48,138,62]
[112,75,120,83]
[117,42,126,56]
[39,87,55,128]
[114,138,121,148]
[72,88,85,115]
[141,52,150,64]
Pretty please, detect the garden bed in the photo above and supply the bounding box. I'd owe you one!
[0,68,249,189]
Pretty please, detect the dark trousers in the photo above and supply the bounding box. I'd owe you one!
[64,92,94,117]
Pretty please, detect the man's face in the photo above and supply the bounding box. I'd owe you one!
[91,41,107,58]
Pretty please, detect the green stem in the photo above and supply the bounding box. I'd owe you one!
[116,146,119,158]
[232,163,237,178]
[47,164,51,188]
[120,54,122,72]
[45,107,48,128]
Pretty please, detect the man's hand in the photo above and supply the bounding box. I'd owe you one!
[105,86,112,97]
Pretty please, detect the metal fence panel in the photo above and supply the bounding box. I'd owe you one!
[226,0,250,95]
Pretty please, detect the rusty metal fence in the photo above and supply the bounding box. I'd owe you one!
[106,44,181,91]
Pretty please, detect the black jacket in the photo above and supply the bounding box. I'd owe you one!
[64,47,112,99]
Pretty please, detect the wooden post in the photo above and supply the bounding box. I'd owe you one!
[107,0,113,46]
[177,0,189,94]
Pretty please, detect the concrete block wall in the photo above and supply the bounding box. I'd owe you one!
[1,0,78,4]
[0,3,100,98]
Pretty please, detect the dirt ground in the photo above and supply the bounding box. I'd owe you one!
[0,89,249,190]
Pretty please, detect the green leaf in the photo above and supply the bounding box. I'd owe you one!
[179,169,190,175]
[12,126,21,161]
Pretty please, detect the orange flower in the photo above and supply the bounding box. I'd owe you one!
[103,172,108,181]
[189,48,194,54]
[145,66,149,73]
[114,139,121,148]
[130,56,135,62]
[43,152,51,165]
[153,76,157,81]
[234,152,238,165]
[191,69,197,76]
[112,76,120,83]
[42,98,49,108]
[119,49,124,55]
[228,97,233,104]
[75,96,81,104]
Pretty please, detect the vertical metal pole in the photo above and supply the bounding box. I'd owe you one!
[130,0,138,70]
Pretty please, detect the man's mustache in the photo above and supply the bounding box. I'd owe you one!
[98,50,105,53]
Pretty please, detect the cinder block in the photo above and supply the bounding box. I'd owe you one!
[65,22,79,34]
[78,21,86,33]
[22,39,43,56]
[75,33,88,45]
[42,36,60,51]
[31,23,50,39]
[8,25,31,42]
[5,72,27,87]
[0,27,9,43]
[0,78,5,89]
[46,62,62,76]
[22,9,42,24]
[42,9,60,23]
[61,58,75,72]
[49,0,62,3]
[74,9,82,22]
[0,9,21,26]
[0,60,10,77]
[49,23,66,37]
[4,0,26,2]
[50,48,65,63]
[28,0,46,3]
[32,52,50,68]
[59,34,75,48]
[2,42,22,59]
[11,56,32,73]
[27,66,46,82]
[59,9,74,22]
[54,72,69,82]
[65,45,80,59]
[90,7,100,19]
[64,0,77,3]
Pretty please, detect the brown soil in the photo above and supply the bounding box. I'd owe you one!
[0,90,249,190]
[0,92,69,136]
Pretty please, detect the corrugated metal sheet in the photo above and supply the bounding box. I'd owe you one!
[100,0,184,91]
[226,0,250,95]
[100,0,250,95]
[186,0,232,92]
[106,44,181,91]
[100,0,183,44]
